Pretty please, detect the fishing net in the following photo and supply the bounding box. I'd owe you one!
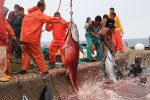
[0,62,103,100]
[0,51,149,100]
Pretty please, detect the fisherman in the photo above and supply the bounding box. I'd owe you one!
[18,1,60,75]
[8,4,20,24]
[109,7,124,53]
[46,12,69,67]
[84,17,91,30]
[12,7,25,59]
[101,14,116,29]
[3,6,9,17]
[84,17,96,56]
[85,15,103,61]
[101,14,116,56]
[101,14,108,29]
[128,56,143,77]
[7,4,20,56]
[98,23,118,56]
[0,0,16,81]
[98,23,118,82]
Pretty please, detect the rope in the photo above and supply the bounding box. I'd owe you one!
[57,0,61,12]
[104,50,115,63]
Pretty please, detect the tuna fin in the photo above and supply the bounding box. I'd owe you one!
[62,45,68,53]
[70,22,79,43]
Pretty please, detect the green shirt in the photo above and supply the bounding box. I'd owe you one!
[12,14,24,38]
[85,25,99,38]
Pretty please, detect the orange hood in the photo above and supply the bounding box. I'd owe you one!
[28,6,40,13]
[20,6,60,43]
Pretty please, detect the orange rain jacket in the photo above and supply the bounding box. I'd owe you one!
[0,17,15,45]
[20,6,60,44]
[0,10,15,74]
[46,17,69,46]
[0,10,7,46]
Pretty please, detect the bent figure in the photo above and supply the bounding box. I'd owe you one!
[85,15,103,61]
[19,1,59,75]
[98,23,118,82]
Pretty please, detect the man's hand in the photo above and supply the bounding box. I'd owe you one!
[5,39,9,44]
[12,36,16,41]
[62,45,68,53]
[61,22,69,25]
[95,35,101,40]
[121,32,124,37]
[79,48,84,54]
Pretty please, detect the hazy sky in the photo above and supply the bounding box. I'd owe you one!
[4,0,150,42]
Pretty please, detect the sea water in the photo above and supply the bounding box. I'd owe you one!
[68,38,150,99]
[68,68,150,100]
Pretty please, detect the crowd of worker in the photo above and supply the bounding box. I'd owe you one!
[0,0,124,82]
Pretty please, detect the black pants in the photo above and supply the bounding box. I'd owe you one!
[14,39,22,59]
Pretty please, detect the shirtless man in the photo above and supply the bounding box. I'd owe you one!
[98,23,118,55]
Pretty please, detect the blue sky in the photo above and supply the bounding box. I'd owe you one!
[4,0,150,42]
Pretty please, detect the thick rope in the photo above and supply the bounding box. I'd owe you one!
[57,0,61,12]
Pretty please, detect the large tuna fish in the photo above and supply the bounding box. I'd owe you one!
[63,22,79,91]
[105,50,117,83]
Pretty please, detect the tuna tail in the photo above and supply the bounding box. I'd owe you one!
[65,48,79,91]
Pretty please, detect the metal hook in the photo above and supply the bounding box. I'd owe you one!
[70,0,73,21]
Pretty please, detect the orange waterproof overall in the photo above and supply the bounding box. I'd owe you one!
[20,6,60,73]
[114,16,124,52]
[46,17,69,64]
[0,11,15,74]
